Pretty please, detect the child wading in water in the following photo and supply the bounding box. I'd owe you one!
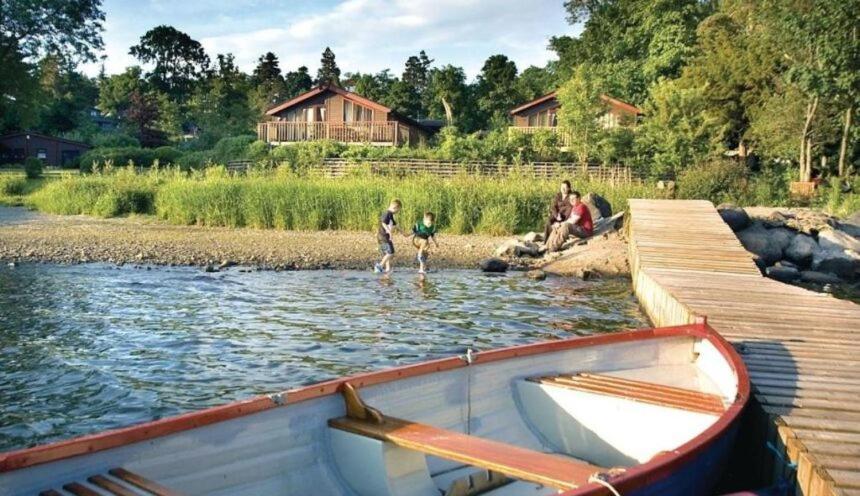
[374,199,402,274]
[411,211,439,274]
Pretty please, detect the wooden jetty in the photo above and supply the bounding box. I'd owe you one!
[627,199,860,496]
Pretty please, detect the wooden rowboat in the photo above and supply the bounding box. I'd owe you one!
[0,320,749,496]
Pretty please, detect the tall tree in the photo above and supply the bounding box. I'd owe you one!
[98,66,147,118]
[517,65,556,102]
[426,65,477,130]
[551,0,713,104]
[36,55,98,134]
[316,47,341,86]
[403,50,433,117]
[190,53,254,139]
[250,52,286,114]
[475,54,520,129]
[284,66,313,98]
[124,89,164,147]
[0,0,104,132]
[129,25,210,101]
[556,66,607,167]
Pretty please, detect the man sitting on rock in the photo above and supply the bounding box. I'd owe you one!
[543,180,574,241]
[546,191,594,253]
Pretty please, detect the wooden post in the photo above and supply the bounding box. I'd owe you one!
[393,122,399,146]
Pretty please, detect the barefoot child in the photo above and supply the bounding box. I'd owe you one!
[411,211,439,274]
[374,199,402,273]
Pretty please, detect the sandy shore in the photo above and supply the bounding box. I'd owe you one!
[0,207,510,270]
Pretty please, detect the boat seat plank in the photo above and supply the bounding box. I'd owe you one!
[533,373,726,415]
[329,415,605,491]
[63,482,102,496]
[109,468,181,496]
[88,474,140,496]
[40,468,180,496]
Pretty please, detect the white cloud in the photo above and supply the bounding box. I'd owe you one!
[85,0,574,80]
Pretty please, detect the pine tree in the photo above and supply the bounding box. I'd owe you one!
[252,52,282,86]
[316,47,341,86]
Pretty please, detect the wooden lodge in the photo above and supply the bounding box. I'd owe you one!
[0,131,91,168]
[258,84,434,147]
[508,91,642,146]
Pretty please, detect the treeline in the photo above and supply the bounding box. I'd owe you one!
[1,0,858,183]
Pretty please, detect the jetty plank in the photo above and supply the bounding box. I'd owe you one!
[628,199,860,496]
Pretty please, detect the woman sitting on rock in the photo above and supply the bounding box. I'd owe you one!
[546,191,594,253]
[543,180,574,241]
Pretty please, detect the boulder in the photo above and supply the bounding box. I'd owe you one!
[761,211,788,228]
[737,224,783,266]
[818,227,860,254]
[526,269,547,281]
[784,234,819,266]
[766,265,800,283]
[717,203,751,232]
[767,227,795,254]
[479,258,509,273]
[494,239,541,258]
[522,231,543,243]
[812,251,860,280]
[582,193,612,220]
[776,260,798,270]
[800,270,843,285]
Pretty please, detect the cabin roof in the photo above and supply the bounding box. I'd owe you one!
[509,91,642,116]
[266,84,391,116]
[265,84,432,133]
[0,131,92,149]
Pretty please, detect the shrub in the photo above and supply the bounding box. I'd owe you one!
[176,150,213,170]
[91,133,140,148]
[0,174,27,197]
[24,157,43,179]
[210,135,256,164]
[246,140,270,162]
[152,146,183,166]
[79,147,156,172]
[676,160,749,204]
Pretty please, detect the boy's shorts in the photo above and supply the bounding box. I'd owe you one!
[378,238,395,255]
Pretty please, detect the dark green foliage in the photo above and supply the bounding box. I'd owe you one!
[676,160,749,204]
[24,158,43,179]
[129,25,210,100]
[79,146,157,171]
[210,135,256,163]
[316,47,341,86]
[91,133,140,148]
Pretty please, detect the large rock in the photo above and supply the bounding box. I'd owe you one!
[582,193,612,220]
[800,270,842,285]
[812,249,860,280]
[766,265,800,283]
[737,224,783,266]
[494,239,541,258]
[521,231,543,243]
[818,227,860,254]
[717,203,751,232]
[525,269,547,280]
[767,227,795,253]
[784,234,819,266]
[479,258,509,273]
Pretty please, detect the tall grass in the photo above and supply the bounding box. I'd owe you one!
[18,166,667,235]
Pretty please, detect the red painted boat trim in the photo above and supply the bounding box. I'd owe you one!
[0,320,749,496]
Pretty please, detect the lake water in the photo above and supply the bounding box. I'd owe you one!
[0,263,647,452]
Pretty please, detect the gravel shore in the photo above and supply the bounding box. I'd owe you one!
[0,207,508,270]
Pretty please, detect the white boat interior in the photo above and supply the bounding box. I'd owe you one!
[1,331,741,496]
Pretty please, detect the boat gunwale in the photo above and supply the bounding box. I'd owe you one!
[0,320,750,496]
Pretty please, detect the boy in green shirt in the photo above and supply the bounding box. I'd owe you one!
[411,211,439,274]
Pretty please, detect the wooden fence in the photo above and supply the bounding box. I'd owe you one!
[226,158,648,183]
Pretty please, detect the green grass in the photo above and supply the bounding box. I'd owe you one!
[13,166,669,235]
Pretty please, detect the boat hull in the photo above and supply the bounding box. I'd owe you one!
[0,322,749,496]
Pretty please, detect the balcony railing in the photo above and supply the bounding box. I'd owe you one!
[508,126,573,147]
[258,121,405,145]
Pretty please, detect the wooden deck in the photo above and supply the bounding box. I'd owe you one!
[627,199,860,496]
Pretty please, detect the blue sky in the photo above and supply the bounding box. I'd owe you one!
[85,0,578,80]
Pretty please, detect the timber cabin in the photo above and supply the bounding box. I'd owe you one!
[509,91,642,146]
[0,131,91,167]
[258,84,433,147]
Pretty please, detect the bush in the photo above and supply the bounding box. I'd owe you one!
[152,146,183,166]
[91,133,140,148]
[210,135,256,164]
[27,168,157,216]
[79,147,156,172]
[176,150,213,170]
[676,160,749,204]
[24,158,43,179]
[0,173,27,197]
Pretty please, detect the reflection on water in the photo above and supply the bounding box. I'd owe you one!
[0,263,647,451]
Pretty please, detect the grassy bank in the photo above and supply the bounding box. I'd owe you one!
[20,167,667,235]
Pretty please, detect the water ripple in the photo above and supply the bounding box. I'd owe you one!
[0,263,647,451]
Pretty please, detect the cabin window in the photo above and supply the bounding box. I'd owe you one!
[528,110,551,127]
[36,148,47,160]
[344,100,373,123]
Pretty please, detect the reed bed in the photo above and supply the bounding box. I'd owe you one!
[23,166,667,235]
